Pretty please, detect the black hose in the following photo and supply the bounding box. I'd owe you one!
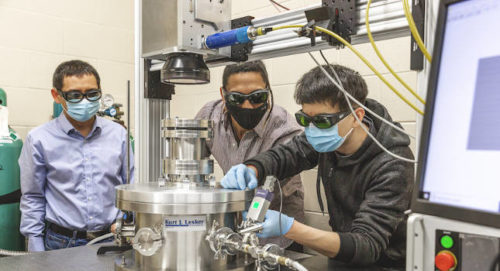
[491,253,500,271]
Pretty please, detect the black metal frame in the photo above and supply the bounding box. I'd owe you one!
[321,0,356,46]
[411,0,500,228]
[144,59,175,100]
[410,0,425,71]
[303,0,356,47]
[230,16,254,62]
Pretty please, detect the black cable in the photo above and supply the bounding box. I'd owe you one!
[269,0,290,11]
[491,253,500,271]
[0,189,21,205]
[277,178,283,237]
[491,241,500,271]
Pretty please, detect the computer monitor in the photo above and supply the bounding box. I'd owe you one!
[412,0,500,228]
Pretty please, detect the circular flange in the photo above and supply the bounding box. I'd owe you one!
[163,159,214,175]
[162,118,213,129]
[116,183,252,215]
[132,227,162,257]
[162,129,212,139]
[261,243,284,270]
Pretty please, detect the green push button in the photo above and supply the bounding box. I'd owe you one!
[253,202,260,209]
[440,235,454,249]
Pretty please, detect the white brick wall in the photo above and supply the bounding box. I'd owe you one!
[0,0,135,140]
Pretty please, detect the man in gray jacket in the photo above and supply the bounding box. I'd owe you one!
[220,64,414,267]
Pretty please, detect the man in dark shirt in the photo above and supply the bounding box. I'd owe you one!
[220,64,414,267]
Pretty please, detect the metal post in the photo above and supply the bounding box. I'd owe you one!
[163,100,170,179]
[127,80,131,184]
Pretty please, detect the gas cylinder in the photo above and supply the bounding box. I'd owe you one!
[0,88,25,251]
[52,101,63,119]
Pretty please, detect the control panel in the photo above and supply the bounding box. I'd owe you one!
[434,229,500,271]
[435,230,460,271]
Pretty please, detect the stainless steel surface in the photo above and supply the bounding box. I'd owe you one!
[194,0,228,29]
[114,250,255,271]
[161,129,212,139]
[118,200,248,216]
[206,222,308,271]
[142,0,178,56]
[116,183,251,205]
[132,213,239,270]
[161,118,214,182]
[132,227,162,257]
[238,224,263,235]
[160,101,169,179]
[141,0,231,59]
[166,137,210,160]
[115,181,252,270]
[164,159,214,176]
[147,100,167,183]
[162,118,212,128]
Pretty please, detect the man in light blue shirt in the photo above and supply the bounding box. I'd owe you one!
[19,60,134,251]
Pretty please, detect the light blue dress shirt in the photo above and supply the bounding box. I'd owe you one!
[19,114,134,251]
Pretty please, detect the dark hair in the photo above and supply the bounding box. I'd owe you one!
[52,60,101,91]
[222,60,270,88]
[294,64,368,111]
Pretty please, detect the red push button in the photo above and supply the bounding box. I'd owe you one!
[435,251,457,271]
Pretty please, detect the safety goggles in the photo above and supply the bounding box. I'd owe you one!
[223,89,270,106]
[295,110,350,129]
[58,89,102,103]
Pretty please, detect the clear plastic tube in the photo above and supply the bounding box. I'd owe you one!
[86,232,114,246]
[0,248,30,256]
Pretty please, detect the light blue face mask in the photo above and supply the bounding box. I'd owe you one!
[64,99,100,122]
[305,124,354,153]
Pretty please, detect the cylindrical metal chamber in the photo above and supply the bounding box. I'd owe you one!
[115,118,252,270]
[115,182,252,271]
[161,118,213,182]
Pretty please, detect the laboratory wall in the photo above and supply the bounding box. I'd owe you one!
[0,0,135,139]
[172,0,419,234]
[0,0,418,239]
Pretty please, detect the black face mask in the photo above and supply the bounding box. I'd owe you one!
[226,102,268,130]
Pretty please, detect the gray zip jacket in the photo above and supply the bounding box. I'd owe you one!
[245,99,414,266]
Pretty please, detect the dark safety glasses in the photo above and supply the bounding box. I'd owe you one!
[295,110,350,129]
[223,89,270,106]
[58,89,102,103]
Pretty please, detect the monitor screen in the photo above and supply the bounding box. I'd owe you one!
[419,0,500,214]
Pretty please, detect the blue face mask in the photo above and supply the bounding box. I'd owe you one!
[64,99,100,122]
[305,124,353,153]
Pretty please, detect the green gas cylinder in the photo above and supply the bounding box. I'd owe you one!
[0,88,25,251]
[52,101,63,119]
